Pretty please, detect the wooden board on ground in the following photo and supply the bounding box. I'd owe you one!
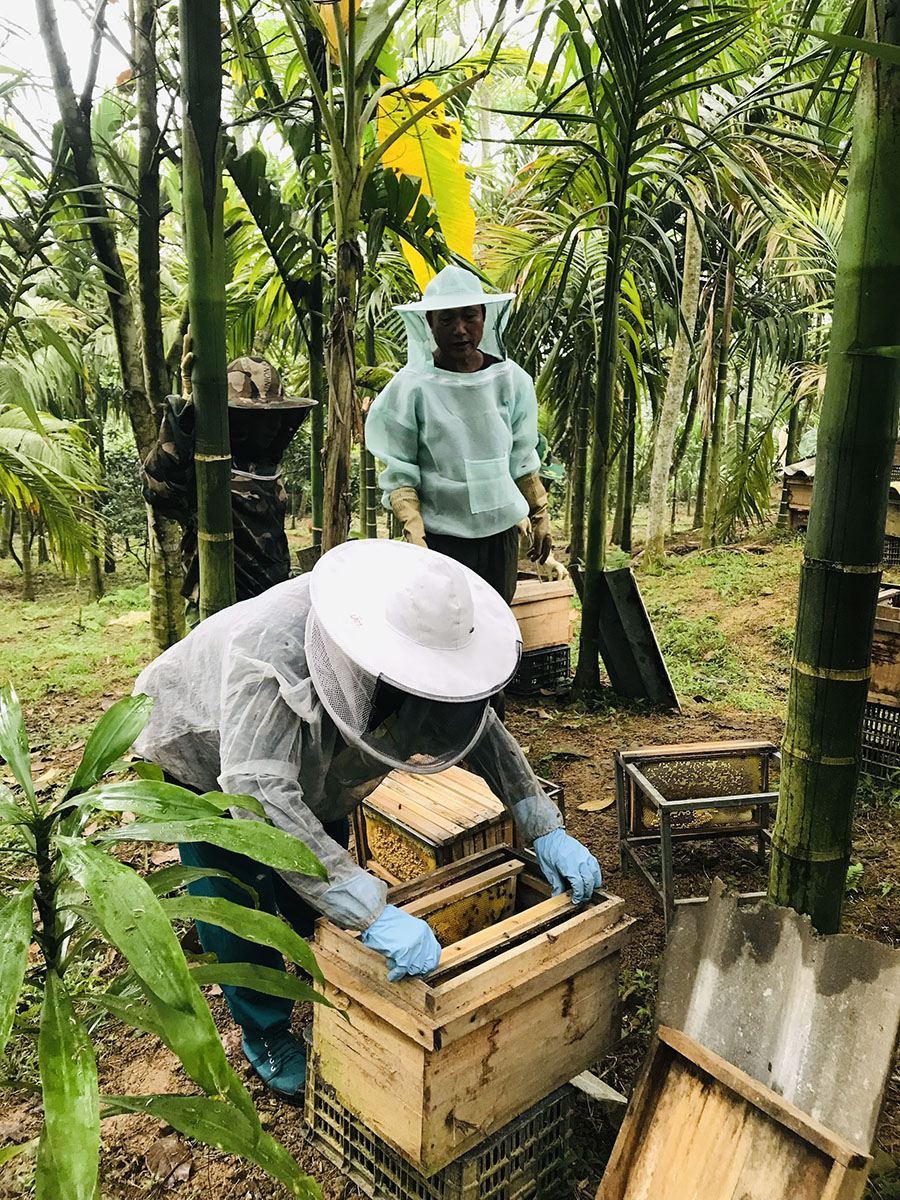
[311,846,634,1177]
[597,1027,870,1200]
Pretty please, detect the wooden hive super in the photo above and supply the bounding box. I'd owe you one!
[357,766,514,884]
[310,847,634,1176]
[509,578,575,651]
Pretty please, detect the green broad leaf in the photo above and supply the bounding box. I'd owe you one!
[131,760,164,781]
[38,971,100,1200]
[0,1136,38,1166]
[82,991,166,1039]
[146,864,261,907]
[815,29,900,67]
[100,1094,320,1199]
[0,798,27,824]
[97,818,326,880]
[77,780,234,822]
[0,684,35,807]
[56,839,256,1119]
[67,696,154,797]
[0,885,34,1057]
[161,896,322,985]
[189,963,333,1009]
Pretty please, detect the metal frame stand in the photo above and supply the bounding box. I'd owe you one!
[614,740,780,930]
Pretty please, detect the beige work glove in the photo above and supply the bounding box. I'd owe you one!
[390,486,427,548]
[516,473,552,564]
[181,327,195,399]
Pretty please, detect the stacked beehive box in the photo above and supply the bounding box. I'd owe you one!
[508,578,575,694]
[309,848,633,1193]
[862,587,900,778]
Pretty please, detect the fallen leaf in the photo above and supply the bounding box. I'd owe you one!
[145,1136,194,1188]
[221,1027,242,1056]
[150,847,180,865]
[537,709,551,720]
[578,796,615,812]
[550,746,588,761]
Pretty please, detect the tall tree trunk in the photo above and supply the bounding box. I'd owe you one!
[575,177,626,695]
[0,505,9,558]
[622,376,636,555]
[611,448,626,546]
[363,312,379,538]
[87,508,103,601]
[646,203,703,567]
[180,0,235,620]
[777,394,801,529]
[701,243,737,548]
[693,434,709,530]
[673,378,700,482]
[20,509,34,602]
[308,39,326,549]
[322,192,363,551]
[569,385,590,567]
[136,0,184,641]
[36,519,49,565]
[743,330,758,453]
[768,0,900,933]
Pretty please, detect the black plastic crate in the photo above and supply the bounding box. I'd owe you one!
[507,645,571,695]
[305,1068,574,1200]
[885,537,900,567]
[862,701,900,780]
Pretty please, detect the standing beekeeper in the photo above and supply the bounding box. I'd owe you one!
[364,265,552,607]
[132,539,602,1103]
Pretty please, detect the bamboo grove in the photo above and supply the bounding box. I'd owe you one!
[2,0,900,927]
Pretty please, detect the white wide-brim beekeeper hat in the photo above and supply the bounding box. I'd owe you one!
[395,265,516,313]
[305,540,522,772]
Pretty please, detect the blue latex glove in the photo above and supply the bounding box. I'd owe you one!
[533,829,603,904]
[361,905,442,982]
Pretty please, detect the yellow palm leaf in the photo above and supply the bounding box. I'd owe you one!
[377,80,476,289]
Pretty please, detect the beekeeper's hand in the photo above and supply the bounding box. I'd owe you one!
[361,905,442,982]
[516,473,552,564]
[389,487,428,548]
[533,829,603,904]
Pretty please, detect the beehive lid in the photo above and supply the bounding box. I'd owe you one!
[512,578,575,604]
[364,765,507,838]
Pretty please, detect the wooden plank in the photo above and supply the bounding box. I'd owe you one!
[366,780,468,839]
[386,846,518,906]
[511,578,575,604]
[401,861,524,919]
[616,740,776,764]
[658,1028,869,1169]
[660,790,778,812]
[313,944,436,1050]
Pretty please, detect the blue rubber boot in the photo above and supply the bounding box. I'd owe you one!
[241,1026,307,1104]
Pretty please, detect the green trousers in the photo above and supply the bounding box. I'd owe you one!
[179,815,349,1035]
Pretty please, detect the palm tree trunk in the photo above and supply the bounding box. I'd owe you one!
[612,448,626,546]
[674,378,700,481]
[768,0,900,933]
[743,330,758,453]
[308,43,326,549]
[693,434,709,530]
[701,244,737,548]
[0,505,9,559]
[574,179,625,695]
[622,377,636,555]
[136,0,184,643]
[646,202,703,567]
[21,509,35,602]
[777,394,801,529]
[569,383,590,567]
[180,0,235,620]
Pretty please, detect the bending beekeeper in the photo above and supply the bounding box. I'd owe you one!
[132,540,601,1103]
[365,265,552,606]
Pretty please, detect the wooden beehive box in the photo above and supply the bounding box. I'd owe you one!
[311,847,633,1176]
[597,1027,870,1200]
[869,588,900,705]
[510,578,575,651]
[358,766,514,884]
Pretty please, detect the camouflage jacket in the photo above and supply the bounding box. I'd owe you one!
[142,398,292,604]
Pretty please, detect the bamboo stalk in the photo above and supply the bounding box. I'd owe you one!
[179,0,235,619]
[701,242,736,548]
[768,0,900,933]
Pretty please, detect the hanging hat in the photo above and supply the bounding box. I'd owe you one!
[395,265,516,314]
[227,356,316,410]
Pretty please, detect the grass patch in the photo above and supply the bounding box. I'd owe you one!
[0,557,153,707]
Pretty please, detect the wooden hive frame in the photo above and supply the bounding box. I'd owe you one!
[311,847,634,1176]
[509,577,575,652]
